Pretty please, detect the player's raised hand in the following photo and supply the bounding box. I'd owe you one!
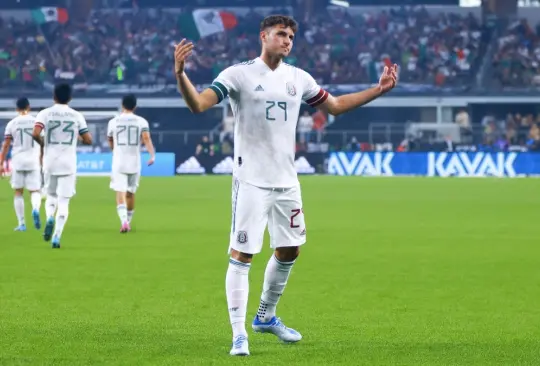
[147,156,155,166]
[174,39,194,76]
[378,64,398,94]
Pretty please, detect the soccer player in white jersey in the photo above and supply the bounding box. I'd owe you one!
[32,84,93,249]
[107,94,155,233]
[174,15,398,356]
[0,98,43,231]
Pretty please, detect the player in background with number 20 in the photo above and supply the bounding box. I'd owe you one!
[32,84,93,249]
[107,94,155,233]
[175,15,398,356]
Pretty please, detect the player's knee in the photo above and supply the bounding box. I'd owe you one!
[275,246,300,262]
[14,189,24,196]
[230,249,253,264]
[126,192,134,199]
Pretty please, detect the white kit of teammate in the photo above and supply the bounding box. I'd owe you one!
[175,15,398,356]
[33,84,93,248]
[0,98,43,231]
[107,94,155,233]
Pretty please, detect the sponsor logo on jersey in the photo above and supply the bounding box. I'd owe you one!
[254,85,264,91]
[176,156,205,174]
[286,82,296,96]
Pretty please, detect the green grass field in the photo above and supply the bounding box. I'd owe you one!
[1,176,539,365]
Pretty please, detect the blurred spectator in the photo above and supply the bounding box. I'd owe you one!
[297,111,313,144]
[220,107,234,143]
[196,135,214,156]
[455,108,472,142]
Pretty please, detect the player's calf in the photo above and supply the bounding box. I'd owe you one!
[13,190,25,231]
[116,191,130,232]
[253,246,301,343]
[51,197,69,246]
[30,191,42,229]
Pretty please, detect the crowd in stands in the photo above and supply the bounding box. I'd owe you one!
[493,19,540,88]
[0,6,486,89]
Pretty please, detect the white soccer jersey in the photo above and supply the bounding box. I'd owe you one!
[35,104,88,175]
[211,57,328,188]
[107,113,149,174]
[4,114,41,171]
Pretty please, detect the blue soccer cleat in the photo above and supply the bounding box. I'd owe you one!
[14,224,26,232]
[32,209,41,230]
[51,235,61,249]
[43,217,55,242]
[229,335,249,356]
[252,316,302,343]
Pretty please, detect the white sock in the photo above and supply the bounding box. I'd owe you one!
[30,192,42,212]
[127,210,134,224]
[45,195,57,219]
[226,258,251,338]
[54,197,70,238]
[14,196,25,226]
[257,255,295,323]
[117,204,128,224]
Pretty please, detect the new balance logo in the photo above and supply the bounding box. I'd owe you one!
[254,85,264,91]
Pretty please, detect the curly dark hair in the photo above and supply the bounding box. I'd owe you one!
[260,15,298,33]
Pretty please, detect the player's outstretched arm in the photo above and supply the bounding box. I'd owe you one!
[319,64,398,116]
[174,39,219,114]
[141,131,155,166]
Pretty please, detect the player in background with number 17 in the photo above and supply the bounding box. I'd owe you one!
[0,97,43,231]
[32,84,93,249]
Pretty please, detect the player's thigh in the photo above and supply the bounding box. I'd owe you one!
[269,185,306,249]
[110,172,128,192]
[24,170,41,191]
[127,173,140,193]
[57,174,77,198]
[10,171,25,190]
[229,179,272,255]
[43,173,57,196]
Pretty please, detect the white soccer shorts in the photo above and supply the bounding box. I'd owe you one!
[10,170,41,191]
[229,178,307,255]
[44,173,77,198]
[110,172,140,193]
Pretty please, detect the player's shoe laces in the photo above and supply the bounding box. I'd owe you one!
[51,235,60,249]
[120,222,130,233]
[14,224,26,232]
[229,335,249,356]
[32,209,41,229]
[252,316,302,343]
[43,217,55,242]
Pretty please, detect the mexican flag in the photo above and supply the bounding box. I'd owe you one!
[32,8,69,24]
[178,10,237,40]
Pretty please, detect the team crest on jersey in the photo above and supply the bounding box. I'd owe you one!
[286,82,296,96]
[237,231,248,244]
